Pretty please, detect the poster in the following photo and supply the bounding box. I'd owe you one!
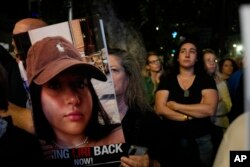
[45,143,129,166]
[13,15,127,166]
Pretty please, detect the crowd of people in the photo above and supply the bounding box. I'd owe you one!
[0,16,246,167]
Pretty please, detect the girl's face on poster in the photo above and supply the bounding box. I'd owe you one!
[41,72,92,137]
[178,43,197,68]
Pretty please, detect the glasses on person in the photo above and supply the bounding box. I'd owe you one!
[148,59,160,64]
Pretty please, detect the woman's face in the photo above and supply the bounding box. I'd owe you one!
[109,55,129,97]
[147,55,162,72]
[204,53,217,74]
[178,43,197,68]
[222,60,234,76]
[41,72,92,137]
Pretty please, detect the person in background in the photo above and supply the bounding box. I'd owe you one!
[227,57,244,123]
[0,42,27,108]
[142,51,164,106]
[0,63,43,166]
[202,48,232,158]
[218,57,238,81]
[26,36,124,166]
[108,48,162,167]
[212,111,249,167]
[234,56,244,70]
[0,45,34,134]
[11,18,48,108]
[154,39,218,167]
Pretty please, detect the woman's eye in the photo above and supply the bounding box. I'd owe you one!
[111,68,116,72]
[75,78,88,89]
[111,68,119,73]
[190,50,197,54]
[47,80,60,89]
[180,50,185,54]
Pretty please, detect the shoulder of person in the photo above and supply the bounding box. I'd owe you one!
[2,102,35,134]
[225,111,249,141]
[2,115,37,142]
[216,80,228,89]
[143,76,152,82]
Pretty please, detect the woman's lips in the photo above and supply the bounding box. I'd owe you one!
[65,112,83,121]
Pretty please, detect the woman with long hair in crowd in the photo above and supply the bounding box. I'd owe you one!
[155,39,218,167]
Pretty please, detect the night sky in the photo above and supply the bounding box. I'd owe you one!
[0,0,249,56]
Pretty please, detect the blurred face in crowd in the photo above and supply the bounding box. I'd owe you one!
[221,60,234,76]
[178,43,197,69]
[108,55,129,97]
[12,20,29,56]
[203,52,217,75]
[12,18,47,60]
[146,55,162,73]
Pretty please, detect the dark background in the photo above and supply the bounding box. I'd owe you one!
[0,0,249,58]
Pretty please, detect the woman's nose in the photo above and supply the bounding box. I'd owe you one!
[66,89,80,104]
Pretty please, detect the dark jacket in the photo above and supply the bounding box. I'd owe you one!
[0,116,43,166]
[0,45,27,107]
[121,106,164,161]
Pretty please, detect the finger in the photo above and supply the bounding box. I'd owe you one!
[121,156,139,167]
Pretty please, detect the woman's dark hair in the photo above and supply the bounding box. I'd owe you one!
[218,57,239,73]
[30,67,120,142]
[171,39,205,75]
[0,64,8,111]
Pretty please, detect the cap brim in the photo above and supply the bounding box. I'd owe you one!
[33,59,107,85]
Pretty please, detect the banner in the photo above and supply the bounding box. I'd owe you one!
[13,15,126,166]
